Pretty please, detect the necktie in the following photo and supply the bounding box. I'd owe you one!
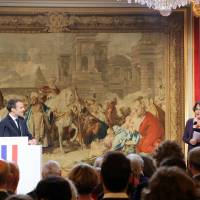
[15,118,22,136]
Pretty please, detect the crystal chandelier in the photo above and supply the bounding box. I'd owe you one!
[127,0,200,16]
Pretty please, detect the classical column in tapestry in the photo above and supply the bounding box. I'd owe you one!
[194,17,200,101]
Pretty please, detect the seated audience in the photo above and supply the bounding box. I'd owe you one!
[153,140,184,167]
[127,154,148,200]
[28,160,62,199]
[0,160,10,200]
[159,156,186,171]
[93,157,103,170]
[188,146,200,186]
[140,154,156,178]
[6,162,19,194]
[93,157,104,200]
[68,163,99,200]
[41,160,61,178]
[100,151,131,200]
[142,167,197,200]
[5,194,32,200]
[35,176,76,200]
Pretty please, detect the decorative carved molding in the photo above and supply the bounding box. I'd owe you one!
[0,11,166,33]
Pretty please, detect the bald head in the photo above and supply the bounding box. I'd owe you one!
[0,160,10,187]
[42,160,61,179]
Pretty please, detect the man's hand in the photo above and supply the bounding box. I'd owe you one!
[28,139,37,145]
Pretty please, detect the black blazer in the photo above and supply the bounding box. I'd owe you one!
[0,114,32,139]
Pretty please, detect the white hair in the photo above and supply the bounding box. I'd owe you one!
[93,156,103,168]
[127,153,144,177]
[42,160,61,178]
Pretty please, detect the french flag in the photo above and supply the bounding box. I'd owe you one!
[0,145,18,163]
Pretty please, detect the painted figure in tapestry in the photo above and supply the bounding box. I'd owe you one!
[25,92,52,147]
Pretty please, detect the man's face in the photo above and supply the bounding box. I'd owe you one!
[31,96,38,105]
[12,101,25,117]
[133,100,146,117]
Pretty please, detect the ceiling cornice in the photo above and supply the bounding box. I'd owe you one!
[0,0,140,7]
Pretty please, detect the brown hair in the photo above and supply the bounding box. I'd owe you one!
[142,167,196,200]
[153,140,184,167]
[68,163,98,195]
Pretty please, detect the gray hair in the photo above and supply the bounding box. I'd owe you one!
[93,156,103,169]
[42,160,61,178]
[127,153,144,177]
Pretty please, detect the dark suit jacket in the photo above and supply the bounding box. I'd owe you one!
[0,114,32,139]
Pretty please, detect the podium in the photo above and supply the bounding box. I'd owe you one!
[0,137,42,193]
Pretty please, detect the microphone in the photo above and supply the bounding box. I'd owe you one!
[194,121,197,125]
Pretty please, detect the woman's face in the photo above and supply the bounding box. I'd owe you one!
[195,104,200,119]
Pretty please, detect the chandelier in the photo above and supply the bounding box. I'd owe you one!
[127,0,200,16]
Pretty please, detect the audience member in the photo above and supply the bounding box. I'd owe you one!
[159,156,186,171]
[41,160,61,178]
[68,163,98,200]
[5,194,32,200]
[140,154,156,178]
[93,157,103,170]
[0,160,10,200]
[127,154,148,200]
[6,162,19,194]
[28,160,62,199]
[142,167,197,200]
[100,151,131,200]
[127,154,144,181]
[35,176,76,200]
[93,157,104,200]
[188,146,200,186]
[153,140,184,167]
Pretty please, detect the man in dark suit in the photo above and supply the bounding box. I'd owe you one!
[0,99,36,144]
[100,151,131,200]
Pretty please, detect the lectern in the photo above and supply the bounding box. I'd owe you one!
[0,137,41,193]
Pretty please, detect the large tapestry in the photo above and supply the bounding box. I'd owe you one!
[0,8,186,172]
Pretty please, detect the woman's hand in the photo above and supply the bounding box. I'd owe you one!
[190,138,197,145]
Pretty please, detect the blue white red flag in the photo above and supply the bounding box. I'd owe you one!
[0,145,18,163]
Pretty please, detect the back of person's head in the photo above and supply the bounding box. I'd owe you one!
[42,160,61,178]
[142,167,196,200]
[160,157,186,171]
[153,140,184,167]
[140,154,156,178]
[6,162,19,193]
[188,147,200,173]
[5,194,33,200]
[7,99,20,112]
[93,156,103,169]
[68,163,98,195]
[0,159,10,187]
[127,153,144,178]
[101,151,131,193]
[36,176,74,200]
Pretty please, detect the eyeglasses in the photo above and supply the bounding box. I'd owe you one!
[195,108,200,111]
